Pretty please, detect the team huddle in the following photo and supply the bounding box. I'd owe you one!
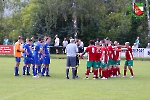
[14,36,51,78]
[81,40,134,79]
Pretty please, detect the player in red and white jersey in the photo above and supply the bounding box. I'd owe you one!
[81,40,97,79]
[113,41,121,77]
[122,42,134,78]
[95,42,102,78]
[107,41,114,77]
[100,41,109,79]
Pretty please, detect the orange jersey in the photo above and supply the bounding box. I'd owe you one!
[14,42,23,57]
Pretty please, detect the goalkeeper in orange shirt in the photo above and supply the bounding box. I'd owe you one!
[14,36,24,76]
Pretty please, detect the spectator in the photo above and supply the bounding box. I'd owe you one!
[132,43,137,48]
[95,38,100,42]
[11,40,15,45]
[54,35,60,54]
[135,36,140,48]
[146,43,150,48]
[62,38,68,54]
[68,36,73,44]
[3,36,9,45]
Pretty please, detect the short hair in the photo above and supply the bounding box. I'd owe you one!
[38,37,42,41]
[89,40,95,45]
[18,36,22,40]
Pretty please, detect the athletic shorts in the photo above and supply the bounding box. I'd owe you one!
[100,62,107,68]
[114,60,120,65]
[66,56,76,67]
[24,57,31,64]
[86,61,96,68]
[42,56,50,64]
[95,61,101,68]
[30,57,35,64]
[107,59,114,66]
[15,57,21,62]
[33,54,40,65]
[124,60,133,66]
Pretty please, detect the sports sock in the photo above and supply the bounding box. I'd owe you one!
[27,67,30,74]
[129,67,134,76]
[75,68,77,77]
[14,67,18,75]
[23,66,26,75]
[72,68,75,79]
[34,68,38,76]
[124,68,127,76]
[38,66,41,73]
[113,67,117,76]
[42,68,46,75]
[117,67,121,75]
[66,68,69,77]
[46,67,49,76]
[86,68,90,77]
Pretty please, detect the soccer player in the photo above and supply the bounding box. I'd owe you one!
[66,39,78,79]
[113,41,121,77]
[81,40,97,79]
[30,41,35,75]
[100,41,109,80]
[23,38,32,75]
[33,37,43,78]
[107,41,114,77]
[14,36,24,76]
[122,42,134,78]
[41,37,51,77]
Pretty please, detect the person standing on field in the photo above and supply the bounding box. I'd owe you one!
[14,36,24,76]
[54,35,60,54]
[62,38,68,54]
[66,39,78,79]
[122,42,134,78]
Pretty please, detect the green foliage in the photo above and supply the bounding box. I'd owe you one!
[0,0,150,46]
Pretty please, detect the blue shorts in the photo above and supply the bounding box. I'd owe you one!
[42,56,50,64]
[40,59,43,65]
[24,57,31,64]
[15,57,21,62]
[33,54,40,65]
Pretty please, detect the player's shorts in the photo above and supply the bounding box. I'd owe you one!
[124,60,133,66]
[100,62,107,68]
[107,59,114,66]
[86,61,96,68]
[33,53,40,65]
[114,60,120,65]
[24,57,31,64]
[66,56,76,67]
[15,57,21,62]
[30,57,35,64]
[95,61,101,68]
[42,55,50,64]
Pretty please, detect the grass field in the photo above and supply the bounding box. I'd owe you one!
[0,58,150,100]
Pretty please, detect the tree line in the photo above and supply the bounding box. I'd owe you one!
[0,0,150,47]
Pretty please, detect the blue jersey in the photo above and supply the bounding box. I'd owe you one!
[24,43,32,57]
[43,43,50,55]
[33,42,42,54]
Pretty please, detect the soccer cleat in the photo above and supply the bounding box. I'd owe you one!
[66,76,69,79]
[130,76,134,78]
[33,75,39,78]
[101,77,107,80]
[117,74,121,77]
[22,73,25,76]
[15,74,20,76]
[122,75,126,78]
[27,73,30,76]
[113,75,117,78]
[46,75,50,77]
[110,75,114,78]
[84,77,89,80]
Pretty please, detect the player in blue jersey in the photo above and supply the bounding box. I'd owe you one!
[30,41,35,75]
[23,38,32,75]
[33,37,43,78]
[42,37,51,77]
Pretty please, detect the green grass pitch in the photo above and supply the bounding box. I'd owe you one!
[0,58,150,100]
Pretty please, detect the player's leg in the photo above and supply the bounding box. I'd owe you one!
[123,60,128,77]
[26,64,31,75]
[14,57,21,76]
[70,57,76,79]
[33,55,40,78]
[116,60,121,76]
[66,57,71,79]
[85,61,92,79]
[98,61,102,78]
[93,61,98,79]
[101,62,107,79]
[128,60,134,78]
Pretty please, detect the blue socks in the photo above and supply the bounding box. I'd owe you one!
[22,66,26,75]
[46,67,49,76]
[38,66,41,74]
[34,68,38,76]
[42,68,46,76]
[32,65,35,75]
[14,67,19,76]
[27,67,30,74]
